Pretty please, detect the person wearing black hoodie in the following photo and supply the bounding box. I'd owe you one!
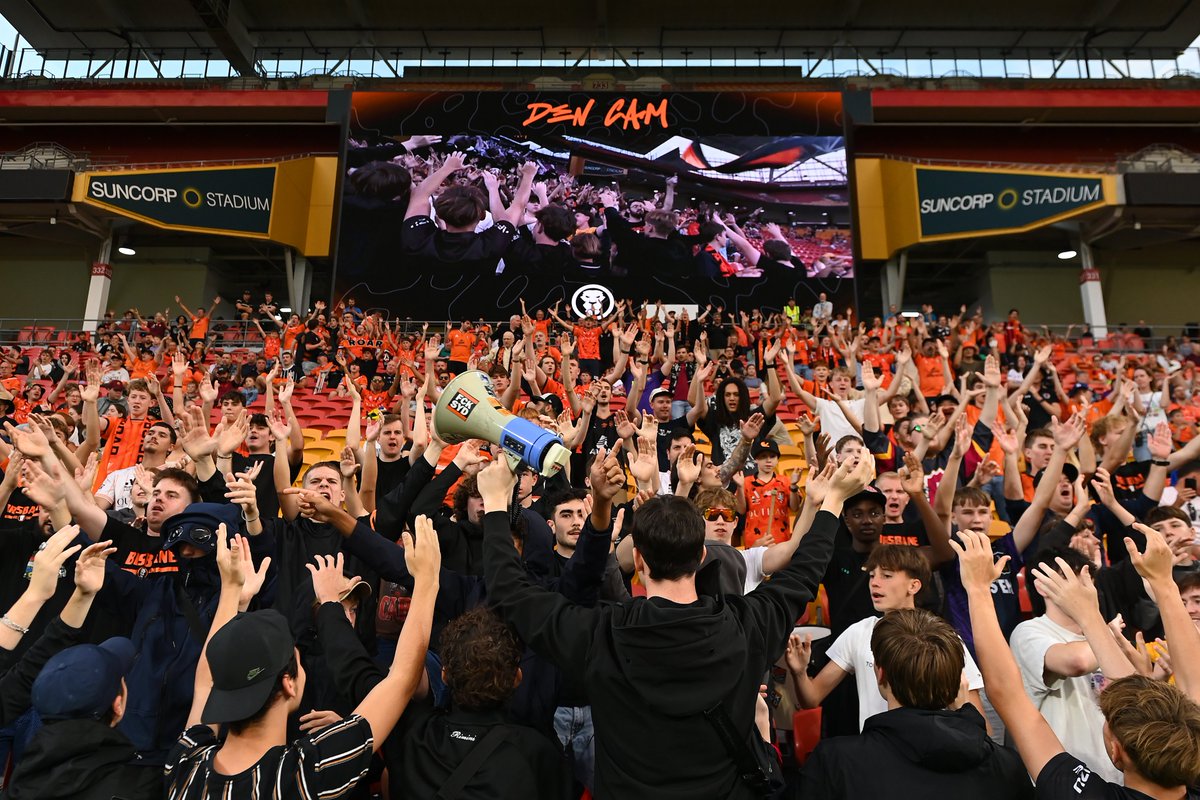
[3,528,163,800]
[480,447,871,799]
[799,607,1031,800]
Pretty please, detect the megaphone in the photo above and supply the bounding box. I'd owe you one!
[433,371,572,478]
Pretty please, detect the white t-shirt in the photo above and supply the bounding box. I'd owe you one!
[740,546,767,594]
[826,614,984,732]
[1010,615,1121,784]
[813,397,866,447]
[97,465,138,510]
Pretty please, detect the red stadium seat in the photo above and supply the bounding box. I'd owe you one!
[1017,570,1032,615]
[792,708,823,766]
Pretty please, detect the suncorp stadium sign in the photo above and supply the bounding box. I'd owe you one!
[915,167,1107,237]
[82,166,277,236]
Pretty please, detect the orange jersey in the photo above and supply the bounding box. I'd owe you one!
[743,474,791,549]
[447,330,477,363]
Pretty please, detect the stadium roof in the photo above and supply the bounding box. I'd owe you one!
[3,0,1200,77]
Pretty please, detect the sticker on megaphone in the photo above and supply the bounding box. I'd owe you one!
[434,371,572,478]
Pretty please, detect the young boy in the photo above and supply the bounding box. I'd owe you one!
[788,544,984,731]
[738,440,799,548]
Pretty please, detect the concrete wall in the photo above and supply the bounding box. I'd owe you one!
[0,241,212,326]
[986,247,1200,328]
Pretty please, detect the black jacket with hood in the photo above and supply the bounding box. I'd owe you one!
[482,506,840,800]
[800,705,1033,800]
[4,719,161,800]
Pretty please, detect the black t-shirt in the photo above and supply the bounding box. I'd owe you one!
[230,452,300,521]
[102,515,178,576]
[582,413,622,463]
[704,321,731,350]
[377,455,412,499]
[1034,751,1200,799]
[1021,382,1058,430]
[400,215,519,274]
[503,230,579,274]
[821,529,875,637]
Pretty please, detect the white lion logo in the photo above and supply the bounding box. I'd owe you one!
[571,284,615,318]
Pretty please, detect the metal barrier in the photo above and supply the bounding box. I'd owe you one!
[4,43,1200,83]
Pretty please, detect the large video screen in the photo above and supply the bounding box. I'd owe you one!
[337,91,852,319]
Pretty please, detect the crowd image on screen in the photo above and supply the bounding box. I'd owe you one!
[2,176,1200,798]
[340,134,853,290]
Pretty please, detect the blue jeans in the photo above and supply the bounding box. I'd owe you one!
[554,705,595,791]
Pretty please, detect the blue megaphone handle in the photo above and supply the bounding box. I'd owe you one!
[498,415,566,473]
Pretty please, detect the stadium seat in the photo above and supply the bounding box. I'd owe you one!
[792,708,823,766]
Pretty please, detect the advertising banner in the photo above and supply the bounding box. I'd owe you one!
[73,157,339,256]
[855,158,1118,260]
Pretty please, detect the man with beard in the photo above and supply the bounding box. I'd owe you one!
[95,421,176,514]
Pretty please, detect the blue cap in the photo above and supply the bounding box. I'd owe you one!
[32,637,134,721]
[161,502,242,553]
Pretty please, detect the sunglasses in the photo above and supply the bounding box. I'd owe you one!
[703,507,737,522]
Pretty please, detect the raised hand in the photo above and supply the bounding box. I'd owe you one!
[629,436,659,489]
[74,539,117,595]
[950,528,1008,591]
[739,411,765,442]
[319,447,356,489]
[785,633,813,675]
[405,515,442,580]
[675,444,702,486]
[278,379,295,405]
[981,354,1002,388]
[1148,421,1173,461]
[216,408,250,456]
[212,525,245,590]
[307,552,350,605]
[28,525,84,601]
[1050,411,1087,451]
[804,459,836,506]
[860,361,882,392]
[1031,557,1099,625]
[5,421,51,460]
[1126,523,1176,584]
[179,406,218,460]
[898,452,926,496]
[589,445,626,503]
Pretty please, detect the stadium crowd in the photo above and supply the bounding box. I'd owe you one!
[0,149,1199,800]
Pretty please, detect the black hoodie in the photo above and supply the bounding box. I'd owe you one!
[5,719,161,800]
[483,507,839,799]
[801,705,1033,800]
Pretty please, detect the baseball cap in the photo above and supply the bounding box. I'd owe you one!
[649,387,673,401]
[201,610,295,725]
[929,393,957,407]
[32,637,134,721]
[1033,463,1080,488]
[844,486,887,509]
[103,380,126,393]
[752,440,780,458]
[160,502,242,553]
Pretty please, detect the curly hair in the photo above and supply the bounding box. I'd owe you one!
[440,607,523,711]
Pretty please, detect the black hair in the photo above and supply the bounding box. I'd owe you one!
[630,495,705,580]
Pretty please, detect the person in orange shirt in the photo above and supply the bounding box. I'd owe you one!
[912,338,952,399]
[737,440,799,548]
[174,294,220,345]
[860,336,895,388]
[361,375,393,416]
[446,321,477,376]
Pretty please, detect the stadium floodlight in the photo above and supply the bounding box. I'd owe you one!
[1057,249,1077,260]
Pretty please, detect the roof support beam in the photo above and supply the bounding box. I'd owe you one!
[186,0,260,77]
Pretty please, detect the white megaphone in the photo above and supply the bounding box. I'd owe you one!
[433,371,572,478]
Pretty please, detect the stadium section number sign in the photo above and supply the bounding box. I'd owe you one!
[80,165,277,236]
[916,167,1106,237]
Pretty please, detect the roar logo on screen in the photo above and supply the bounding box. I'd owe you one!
[572,284,615,318]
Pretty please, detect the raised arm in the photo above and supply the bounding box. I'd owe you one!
[952,529,1063,782]
[405,153,464,219]
[1127,523,1200,701]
